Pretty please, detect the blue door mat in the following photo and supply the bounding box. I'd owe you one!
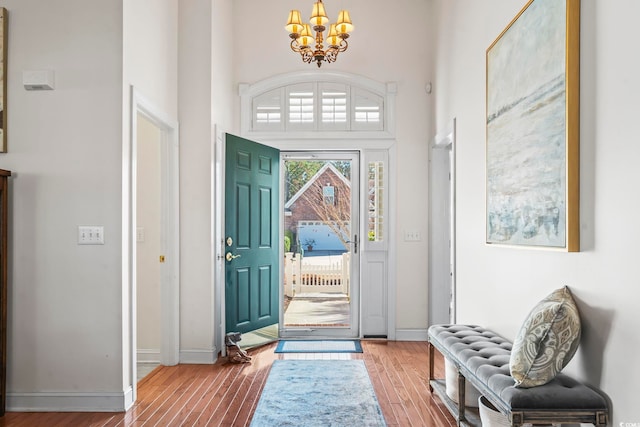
[275,339,363,353]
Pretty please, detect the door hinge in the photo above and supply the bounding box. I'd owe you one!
[347,234,359,254]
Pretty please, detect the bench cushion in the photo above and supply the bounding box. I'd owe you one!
[428,324,608,411]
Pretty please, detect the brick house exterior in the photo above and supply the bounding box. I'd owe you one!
[285,163,351,252]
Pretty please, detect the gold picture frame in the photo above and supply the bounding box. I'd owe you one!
[486,0,580,251]
[0,8,7,153]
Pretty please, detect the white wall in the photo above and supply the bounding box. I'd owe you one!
[212,0,235,132]
[123,0,178,403]
[0,0,180,411]
[2,0,125,409]
[233,0,435,331]
[178,0,213,362]
[124,0,179,119]
[1,0,232,409]
[177,0,235,361]
[433,0,640,422]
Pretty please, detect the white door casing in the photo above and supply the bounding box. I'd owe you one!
[429,119,456,325]
[128,87,180,401]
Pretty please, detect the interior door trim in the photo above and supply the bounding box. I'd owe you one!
[128,86,180,403]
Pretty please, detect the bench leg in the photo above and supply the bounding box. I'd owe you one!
[458,370,466,425]
[596,411,608,427]
[428,342,434,393]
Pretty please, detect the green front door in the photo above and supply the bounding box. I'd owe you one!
[225,134,280,334]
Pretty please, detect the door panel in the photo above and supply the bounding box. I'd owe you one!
[225,134,280,334]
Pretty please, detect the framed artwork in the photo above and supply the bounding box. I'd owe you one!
[486,0,580,251]
[0,8,6,153]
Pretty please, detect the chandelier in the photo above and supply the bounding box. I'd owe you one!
[285,0,354,68]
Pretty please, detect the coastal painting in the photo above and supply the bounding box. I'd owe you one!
[1,8,6,153]
[486,0,580,251]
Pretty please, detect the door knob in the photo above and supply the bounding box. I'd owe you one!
[226,252,241,262]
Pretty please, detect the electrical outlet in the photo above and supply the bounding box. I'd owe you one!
[78,226,104,245]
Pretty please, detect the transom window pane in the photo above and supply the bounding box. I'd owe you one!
[353,89,383,130]
[289,90,314,124]
[257,106,281,124]
[322,90,347,123]
[253,89,283,130]
[355,106,380,123]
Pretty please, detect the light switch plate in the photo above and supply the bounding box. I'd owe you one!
[404,230,421,241]
[78,226,104,245]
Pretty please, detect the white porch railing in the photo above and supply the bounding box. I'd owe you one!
[284,252,350,297]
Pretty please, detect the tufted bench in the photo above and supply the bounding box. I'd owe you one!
[428,324,609,427]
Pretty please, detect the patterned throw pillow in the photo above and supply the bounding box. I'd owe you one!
[509,286,581,388]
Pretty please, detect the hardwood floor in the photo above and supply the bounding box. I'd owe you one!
[0,341,456,427]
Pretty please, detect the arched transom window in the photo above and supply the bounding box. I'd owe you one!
[240,71,396,140]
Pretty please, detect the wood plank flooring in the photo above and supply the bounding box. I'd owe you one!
[0,341,456,427]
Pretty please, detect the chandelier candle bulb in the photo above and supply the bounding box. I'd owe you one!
[285,0,353,67]
[297,25,314,47]
[327,24,341,46]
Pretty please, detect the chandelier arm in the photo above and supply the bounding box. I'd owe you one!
[290,38,303,53]
[301,49,314,64]
[338,39,349,53]
[325,47,339,64]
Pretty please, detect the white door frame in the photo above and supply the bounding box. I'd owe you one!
[429,119,456,325]
[213,129,225,356]
[127,87,180,401]
[279,151,361,339]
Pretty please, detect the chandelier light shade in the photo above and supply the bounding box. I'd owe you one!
[285,0,353,68]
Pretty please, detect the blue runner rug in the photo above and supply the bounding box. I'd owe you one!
[250,359,386,427]
[275,339,363,353]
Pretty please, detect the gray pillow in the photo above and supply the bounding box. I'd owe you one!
[509,286,581,388]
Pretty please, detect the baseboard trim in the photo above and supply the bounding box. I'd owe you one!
[7,388,133,412]
[137,349,161,364]
[179,348,218,364]
[395,328,428,341]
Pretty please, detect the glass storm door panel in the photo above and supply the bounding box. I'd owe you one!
[281,152,360,339]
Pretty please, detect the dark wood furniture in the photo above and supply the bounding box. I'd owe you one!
[0,169,9,416]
